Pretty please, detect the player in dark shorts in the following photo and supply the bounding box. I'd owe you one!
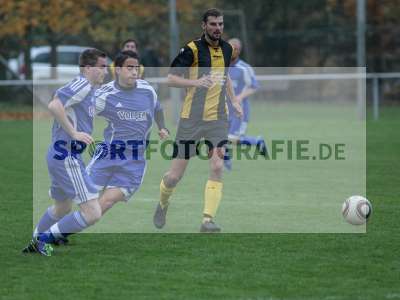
[153,8,242,232]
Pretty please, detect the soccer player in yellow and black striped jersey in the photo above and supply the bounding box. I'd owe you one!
[153,8,243,233]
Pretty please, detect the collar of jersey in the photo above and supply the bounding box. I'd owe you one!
[201,34,221,47]
[115,80,137,91]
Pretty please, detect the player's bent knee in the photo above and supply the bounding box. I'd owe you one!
[164,173,182,187]
[210,160,224,177]
[84,208,102,225]
[52,202,72,219]
[80,200,102,225]
[103,196,122,212]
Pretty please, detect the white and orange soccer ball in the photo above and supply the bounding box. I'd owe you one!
[342,195,372,225]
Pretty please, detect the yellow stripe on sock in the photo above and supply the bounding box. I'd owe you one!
[160,179,174,208]
[203,180,223,218]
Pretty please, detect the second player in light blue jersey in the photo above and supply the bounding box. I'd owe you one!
[225,38,267,170]
[88,51,169,215]
[23,48,108,256]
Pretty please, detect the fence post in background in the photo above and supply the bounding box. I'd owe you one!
[372,76,379,121]
[169,0,181,124]
[225,10,251,63]
[357,0,366,120]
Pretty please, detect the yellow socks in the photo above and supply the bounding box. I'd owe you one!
[203,180,223,220]
[160,178,223,221]
[160,179,174,208]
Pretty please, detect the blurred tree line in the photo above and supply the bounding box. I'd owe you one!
[0,0,399,79]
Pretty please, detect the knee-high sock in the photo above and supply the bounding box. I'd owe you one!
[203,180,223,218]
[33,206,61,238]
[160,179,174,208]
[39,211,89,243]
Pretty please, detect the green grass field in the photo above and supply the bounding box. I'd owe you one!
[0,104,399,300]
[33,102,366,233]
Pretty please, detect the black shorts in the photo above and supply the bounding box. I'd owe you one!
[174,119,229,159]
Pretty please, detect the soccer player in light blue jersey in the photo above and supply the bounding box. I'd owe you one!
[23,49,108,256]
[225,38,267,170]
[87,51,169,214]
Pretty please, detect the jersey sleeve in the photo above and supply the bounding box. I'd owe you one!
[248,65,259,89]
[152,86,161,112]
[169,45,194,76]
[55,77,91,108]
[241,65,259,90]
[154,99,166,130]
[145,84,158,111]
[155,99,162,111]
[148,86,166,129]
[93,85,112,116]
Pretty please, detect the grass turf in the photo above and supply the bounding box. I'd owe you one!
[33,102,366,233]
[0,106,399,300]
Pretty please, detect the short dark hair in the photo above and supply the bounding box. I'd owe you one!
[114,50,140,67]
[121,38,138,49]
[79,48,106,67]
[202,8,223,23]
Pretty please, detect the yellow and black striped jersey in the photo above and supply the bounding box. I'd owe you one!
[170,35,233,122]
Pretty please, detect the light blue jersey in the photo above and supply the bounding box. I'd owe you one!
[229,59,258,100]
[227,59,259,138]
[47,74,99,203]
[228,59,259,124]
[88,79,162,200]
[97,80,160,139]
[225,60,266,170]
[51,75,96,145]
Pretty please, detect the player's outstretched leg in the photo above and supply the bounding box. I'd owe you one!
[36,199,101,245]
[99,188,126,215]
[32,201,72,245]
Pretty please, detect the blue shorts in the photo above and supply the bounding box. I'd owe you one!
[47,150,98,204]
[87,156,146,201]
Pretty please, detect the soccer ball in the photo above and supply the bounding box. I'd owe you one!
[342,195,372,225]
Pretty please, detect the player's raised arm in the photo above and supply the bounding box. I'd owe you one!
[47,97,75,137]
[93,84,114,116]
[153,97,170,139]
[47,97,94,145]
[167,44,214,89]
[156,112,170,140]
[236,65,258,102]
[236,86,257,103]
[167,73,214,88]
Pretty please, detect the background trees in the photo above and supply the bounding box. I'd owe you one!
[0,0,399,79]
